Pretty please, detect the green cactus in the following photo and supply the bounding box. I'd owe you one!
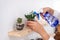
[25,11,36,21]
[17,18,22,23]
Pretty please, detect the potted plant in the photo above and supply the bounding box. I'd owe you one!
[25,11,36,21]
[16,18,24,30]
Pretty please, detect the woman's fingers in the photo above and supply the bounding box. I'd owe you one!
[27,21,33,23]
[27,21,35,24]
[43,7,54,15]
[40,13,44,19]
[27,23,34,29]
[27,23,33,26]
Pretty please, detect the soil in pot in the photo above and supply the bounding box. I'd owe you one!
[16,24,24,30]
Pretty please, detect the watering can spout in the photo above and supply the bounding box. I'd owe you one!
[33,11,40,20]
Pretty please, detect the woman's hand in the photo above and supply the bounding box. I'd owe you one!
[27,21,50,40]
[41,7,54,19]
[27,21,43,33]
[43,7,54,15]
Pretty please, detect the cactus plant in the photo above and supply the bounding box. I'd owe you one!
[25,11,36,21]
[17,18,22,23]
[16,17,24,30]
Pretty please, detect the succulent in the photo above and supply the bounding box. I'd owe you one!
[17,18,22,23]
[25,11,36,21]
[16,18,24,30]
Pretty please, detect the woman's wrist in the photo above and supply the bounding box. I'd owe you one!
[38,27,50,40]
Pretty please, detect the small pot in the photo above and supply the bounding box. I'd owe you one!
[27,19,35,21]
[16,23,24,30]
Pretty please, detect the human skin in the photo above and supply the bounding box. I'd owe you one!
[26,7,55,40]
[43,7,60,32]
[27,21,50,40]
[41,7,54,19]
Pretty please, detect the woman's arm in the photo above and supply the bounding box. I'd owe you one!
[26,7,55,40]
[27,21,50,40]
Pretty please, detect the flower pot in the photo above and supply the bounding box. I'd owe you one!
[16,23,24,30]
[27,19,35,21]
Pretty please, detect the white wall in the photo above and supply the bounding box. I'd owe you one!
[53,0,60,11]
[0,0,58,40]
